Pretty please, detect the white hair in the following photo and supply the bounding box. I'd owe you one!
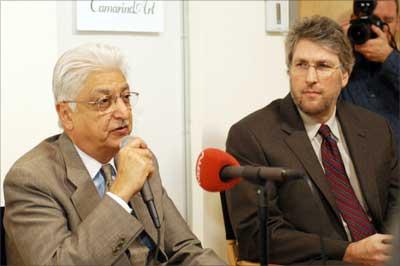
[52,43,129,107]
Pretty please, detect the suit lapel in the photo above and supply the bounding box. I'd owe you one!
[280,95,341,215]
[129,188,169,262]
[279,96,383,222]
[337,101,382,222]
[60,132,162,257]
[59,134,102,221]
[130,193,158,245]
[59,134,134,265]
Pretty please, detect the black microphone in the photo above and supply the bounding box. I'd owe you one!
[221,165,305,184]
[119,136,161,229]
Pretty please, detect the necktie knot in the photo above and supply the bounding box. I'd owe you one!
[101,164,114,192]
[318,124,332,139]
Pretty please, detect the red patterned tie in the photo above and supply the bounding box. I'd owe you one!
[319,124,375,241]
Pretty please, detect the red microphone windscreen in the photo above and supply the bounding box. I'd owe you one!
[196,148,241,192]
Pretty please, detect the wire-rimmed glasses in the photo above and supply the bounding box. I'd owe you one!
[290,61,342,79]
[63,91,139,113]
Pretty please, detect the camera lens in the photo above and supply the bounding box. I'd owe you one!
[348,20,372,44]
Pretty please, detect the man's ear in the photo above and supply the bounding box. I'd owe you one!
[341,70,350,88]
[56,103,74,131]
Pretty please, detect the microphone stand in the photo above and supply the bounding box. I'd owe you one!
[238,167,274,266]
[221,165,305,265]
[246,172,325,266]
[257,184,269,266]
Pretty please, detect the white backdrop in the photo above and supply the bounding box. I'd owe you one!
[187,1,289,258]
[1,1,187,218]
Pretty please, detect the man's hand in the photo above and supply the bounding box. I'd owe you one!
[343,234,393,266]
[354,25,393,63]
[110,137,155,202]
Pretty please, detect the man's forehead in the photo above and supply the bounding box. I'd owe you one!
[92,85,130,94]
[81,69,129,94]
[293,40,339,62]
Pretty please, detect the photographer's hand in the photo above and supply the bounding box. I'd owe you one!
[354,25,393,63]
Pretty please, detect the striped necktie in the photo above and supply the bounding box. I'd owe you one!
[101,164,114,192]
[319,124,375,241]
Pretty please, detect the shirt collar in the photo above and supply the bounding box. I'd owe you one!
[74,144,116,180]
[297,107,340,141]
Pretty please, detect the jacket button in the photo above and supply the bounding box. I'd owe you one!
[112,238,126,255]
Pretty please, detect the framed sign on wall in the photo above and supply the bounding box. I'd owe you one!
[76,0,164,33]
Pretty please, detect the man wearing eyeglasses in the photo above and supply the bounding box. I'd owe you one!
[3,43,225,266]
[225,16,399,265]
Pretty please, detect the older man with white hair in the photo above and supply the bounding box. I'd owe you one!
[3,43,225,266]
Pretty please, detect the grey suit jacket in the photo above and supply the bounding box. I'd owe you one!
[4,133,225,266]
[225,94,399,265]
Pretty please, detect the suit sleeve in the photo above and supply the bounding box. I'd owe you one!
[4,166,144,266]
[383,119,400,230]
[225,122,350,265]
[159,189,225,265]
[147,156,225,266]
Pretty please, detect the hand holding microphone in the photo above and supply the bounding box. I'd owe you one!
[110,136,155,203]
[113,135,161,229]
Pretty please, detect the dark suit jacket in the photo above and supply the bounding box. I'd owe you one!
[387,195,400,266]
[225,94,399,265]
[4,133,225,266]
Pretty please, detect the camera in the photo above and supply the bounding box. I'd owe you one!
[348,0,385,45]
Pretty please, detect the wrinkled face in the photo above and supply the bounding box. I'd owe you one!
[374,0,399,36]
[59,69,133,162]
[289,39,349,123]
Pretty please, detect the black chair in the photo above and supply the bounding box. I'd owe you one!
[220,192,259,266]
[1,206,6,265]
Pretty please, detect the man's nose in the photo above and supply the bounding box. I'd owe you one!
[305,66,318,84]
[112,97,131,118]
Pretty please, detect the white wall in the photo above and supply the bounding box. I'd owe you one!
[1,1,60,205]
[187,1,289,261]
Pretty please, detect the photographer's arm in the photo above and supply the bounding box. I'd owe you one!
[379,47,400,93]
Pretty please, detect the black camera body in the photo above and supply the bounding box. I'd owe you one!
[348,0,385,45]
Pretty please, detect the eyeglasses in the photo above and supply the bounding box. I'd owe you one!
[290,61,342,78]
[63,91,139,113]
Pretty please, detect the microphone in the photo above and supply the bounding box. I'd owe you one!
[196,148,304,192]
[119,136,161,229]
[221,166,304,183]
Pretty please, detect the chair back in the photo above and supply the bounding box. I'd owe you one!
[220,191,236,241]
[220,192,261,266]
[220,191,238,265]
[1,206,6,265]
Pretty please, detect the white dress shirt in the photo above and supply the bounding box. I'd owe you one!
[74,145,132,213]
